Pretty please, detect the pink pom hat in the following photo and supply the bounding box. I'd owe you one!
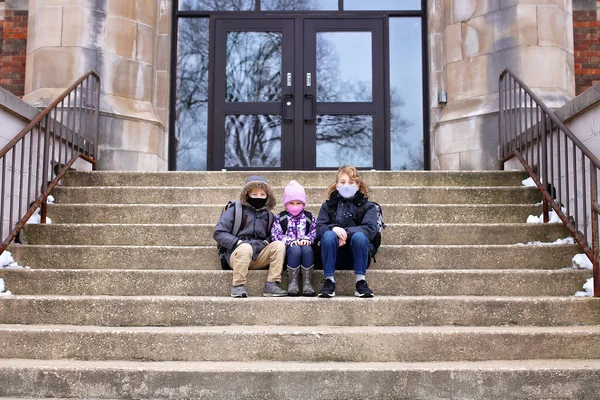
[283,180,307,206]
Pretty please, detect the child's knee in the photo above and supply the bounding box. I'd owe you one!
[234,243,253,257]
[351,232,369,246]
[287,245,302,256]
[322,230,338,243]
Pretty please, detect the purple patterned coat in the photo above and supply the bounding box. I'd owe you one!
[271,211,317,246]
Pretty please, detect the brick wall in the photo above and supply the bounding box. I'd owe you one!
[0,0,28,98]
[574,1,600,95]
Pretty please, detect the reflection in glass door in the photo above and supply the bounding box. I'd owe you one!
[303,19,386,169]
[212,19,295,170]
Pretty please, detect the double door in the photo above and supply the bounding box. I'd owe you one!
[211,16,386,170]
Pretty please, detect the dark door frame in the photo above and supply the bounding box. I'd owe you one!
[169,3,430,171]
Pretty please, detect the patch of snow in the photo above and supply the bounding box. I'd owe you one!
[47,195,55,204]
[0,251,27,269]
[0,278,12,296]
[25,208,51,225]
[516,237,575,246]
[574,278,594,297]
[572,253,593,270]
[521,177,537,187]
[526,207,565,224]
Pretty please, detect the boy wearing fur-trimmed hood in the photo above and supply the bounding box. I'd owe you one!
[213,175,287,298]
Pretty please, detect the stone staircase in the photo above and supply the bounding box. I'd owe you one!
[0,170,599,399]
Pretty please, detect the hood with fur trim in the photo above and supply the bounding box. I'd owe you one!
[239,176,276,210]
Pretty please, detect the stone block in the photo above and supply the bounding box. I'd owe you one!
[99,53,153,101]
[107,0,135,20]
[494,5,538,51]
[136,0,157,26]
[444,22,462,64]
[429,33,444,72]
[61,6,105,50]
[500,0,557,8]
[157,0,171,35]
[459,146,499,170]
[446,52,502,101]
[434,112,499,157]
[136,24,155,63]
[538,5,567,48]
[462,14,496,57]
[24,53,33,94]
[105,15,137,59]
[451,0,476,22]
[154,70,169,109]
[100,93,160,123]
[155,34,170,71]
[437,152,461,169]
[501,46,569,91]
[31,47,97,92]
[138,151,166,171]
[27,6,62,50]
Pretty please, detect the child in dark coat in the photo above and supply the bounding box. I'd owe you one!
[271,180,317,296]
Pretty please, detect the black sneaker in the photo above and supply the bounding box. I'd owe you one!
[318,279,336,298]
[355,280,374,298]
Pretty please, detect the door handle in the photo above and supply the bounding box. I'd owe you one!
[304,94,315,122]
[282,93,294,122]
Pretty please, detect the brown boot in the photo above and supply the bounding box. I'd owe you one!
[301,265,316,296]
[287,266,301,296]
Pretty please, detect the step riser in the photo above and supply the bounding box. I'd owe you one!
[52,187,542,205]
[8,244,581,270]
[22,224,570,246]
[2,298,598,327]
[2,362,599,400]
[48,204,545,224]
[0,270,589,297]
[63,171,529,187]
[1,329,599,362]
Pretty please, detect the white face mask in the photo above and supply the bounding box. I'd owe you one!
[337,184,359,199]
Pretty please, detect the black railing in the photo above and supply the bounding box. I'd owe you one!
[0,71,100,255]
[499,68,599,297]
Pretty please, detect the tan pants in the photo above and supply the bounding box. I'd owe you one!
[230,241,285,286]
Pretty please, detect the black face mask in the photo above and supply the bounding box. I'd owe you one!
[247,197,267,209]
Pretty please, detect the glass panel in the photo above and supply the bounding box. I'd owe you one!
[389,18,423,170]
[316,115,373,168]
[261,0,338,11]
[344,0,421,10]
[225,115,282,167]
[175,18,209,171]
[317,32,372,102]
[179,0,255,11]
[226,32,282,102]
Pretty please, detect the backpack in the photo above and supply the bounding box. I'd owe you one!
[217,200,274,270]
[278,210,313,236]
[326,201,386,262]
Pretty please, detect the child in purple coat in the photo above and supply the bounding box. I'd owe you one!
[271,180,317,296]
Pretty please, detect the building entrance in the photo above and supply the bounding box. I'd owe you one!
[211,17,386,170]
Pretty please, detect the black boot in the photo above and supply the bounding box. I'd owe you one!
[287,266,301,296]
[301,265,316,296]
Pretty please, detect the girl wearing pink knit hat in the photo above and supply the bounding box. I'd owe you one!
[271,180,317,296]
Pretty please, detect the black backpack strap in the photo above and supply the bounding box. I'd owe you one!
[231,201,243,236]
[304,210,313,235]
[278,211,289,233]
[268,211,274,233]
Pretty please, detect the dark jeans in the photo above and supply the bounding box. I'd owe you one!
[320,230,369,277]
[286,245,314,269]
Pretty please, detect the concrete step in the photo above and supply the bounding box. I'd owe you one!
[1,295,597,327]
[47,203,545,224]
[1,359,599,399]
[62,170,529,187]
[22,223,570,246]
[52,186,542,205]
[0,269,589,297]
[1,325,599,362]
[8,244,581,270]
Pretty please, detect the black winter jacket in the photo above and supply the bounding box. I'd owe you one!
[316,190,378,251]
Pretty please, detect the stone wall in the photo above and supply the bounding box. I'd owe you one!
[573,0,600,94]
[0,0,28,98]
[23,0,172,171]
[429,0,575,170]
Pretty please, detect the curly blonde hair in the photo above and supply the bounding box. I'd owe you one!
[327,165,369,199]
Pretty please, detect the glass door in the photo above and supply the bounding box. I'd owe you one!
[302,18,386,169]
[212,18,295,170]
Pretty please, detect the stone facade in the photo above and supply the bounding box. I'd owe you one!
[0,0,28,97]
[429,0,575,170]
[573,0,600,94]
[22,0,171,171]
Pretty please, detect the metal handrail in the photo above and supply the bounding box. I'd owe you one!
[499,68,599,297]
[0,70,101,255]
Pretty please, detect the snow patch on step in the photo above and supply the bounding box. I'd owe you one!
[516,237,574,246]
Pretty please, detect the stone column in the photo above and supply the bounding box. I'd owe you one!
[23,0,172,171]
[429,0,575,170]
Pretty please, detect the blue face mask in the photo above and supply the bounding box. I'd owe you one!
[337,184,358,199]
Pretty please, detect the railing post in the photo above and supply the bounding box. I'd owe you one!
[499,74,504,170]
[41,115,50,224]
[591,168,600,297]
[93,77,101,171]
[541,114,549,223]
